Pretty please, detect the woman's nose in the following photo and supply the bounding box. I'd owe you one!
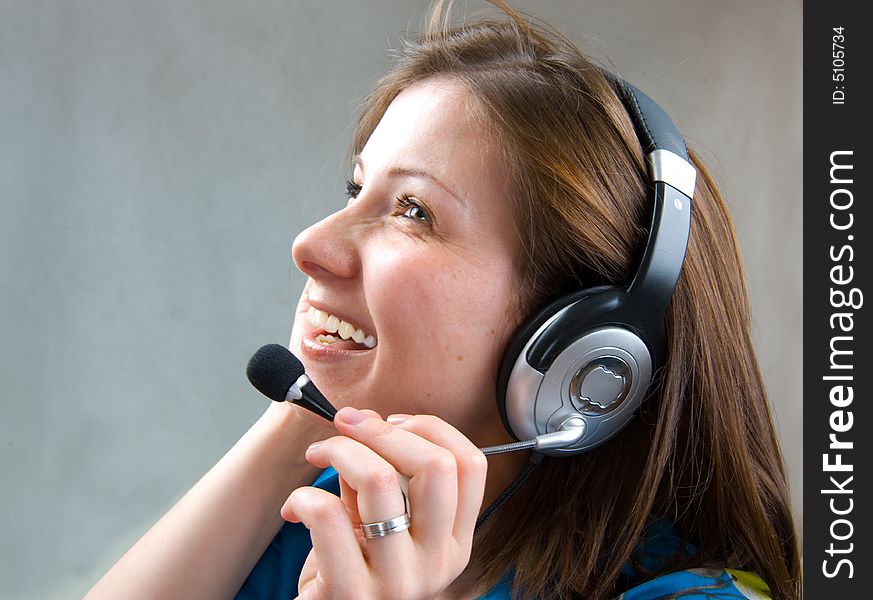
[291,209,360,281]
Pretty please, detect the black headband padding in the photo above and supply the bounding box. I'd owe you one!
[598,69,689,160]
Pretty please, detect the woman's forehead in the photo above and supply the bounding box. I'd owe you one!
[357,79,502,203]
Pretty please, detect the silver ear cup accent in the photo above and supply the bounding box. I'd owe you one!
[570,355,632,414]
[649,149,697,200]
[503,304,573,445]
[505,325,653,456]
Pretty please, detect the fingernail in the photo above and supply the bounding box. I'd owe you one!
[387,414,411,424]
[306,441,322,453]
[338,406,367,425]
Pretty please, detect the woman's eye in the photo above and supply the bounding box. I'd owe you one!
[345,179,362,200]
[344,180,430,225]
[395,194,431,224]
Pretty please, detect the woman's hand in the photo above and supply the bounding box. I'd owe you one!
[280,406,489,600]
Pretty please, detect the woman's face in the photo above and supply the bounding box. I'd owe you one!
[290,77,521,446]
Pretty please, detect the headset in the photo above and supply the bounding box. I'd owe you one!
[494,71,697,457]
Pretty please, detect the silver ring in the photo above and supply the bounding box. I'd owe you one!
[359,491,410,539]
[360,511,411,539]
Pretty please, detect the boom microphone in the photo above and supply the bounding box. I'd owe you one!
[246,344,337,421]
[245,343,584,454]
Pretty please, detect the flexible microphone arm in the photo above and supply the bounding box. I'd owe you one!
[247,344,586,457]
[478,417,587,455]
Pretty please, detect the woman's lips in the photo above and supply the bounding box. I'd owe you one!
[309,328,372,351]
[300,329,375,361]
[304,304,377,348]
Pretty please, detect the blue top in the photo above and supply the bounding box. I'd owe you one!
[235,468,771,599]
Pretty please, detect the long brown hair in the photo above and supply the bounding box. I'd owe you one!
[351,2,801,598]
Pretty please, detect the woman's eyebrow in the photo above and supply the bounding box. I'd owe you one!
[353,154,467,208]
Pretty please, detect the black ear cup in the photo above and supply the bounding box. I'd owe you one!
[496,285,615,441]
[496,286,659,455]
[494,72,694,456]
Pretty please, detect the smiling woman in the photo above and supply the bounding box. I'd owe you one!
[84,1,800,599]
[290,77,523,458]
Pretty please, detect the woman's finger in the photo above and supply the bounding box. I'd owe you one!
[358,408,383,420]
[281,486,368,598]
[304,433,420,580]
[323,409,381,534]
[305,436,409,531]
[387,413,488,543]
[330,407,464,546]
[336,475,361,535]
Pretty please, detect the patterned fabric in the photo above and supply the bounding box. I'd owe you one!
[616,568,772,599]
[234,467,771,600]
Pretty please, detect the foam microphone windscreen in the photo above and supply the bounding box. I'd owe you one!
[246,343,305,402]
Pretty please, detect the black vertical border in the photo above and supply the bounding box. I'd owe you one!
[803,2,870,596]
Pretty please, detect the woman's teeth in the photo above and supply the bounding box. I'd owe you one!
[306,306,377,348]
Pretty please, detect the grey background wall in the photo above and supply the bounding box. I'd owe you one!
[0,1,801,597]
